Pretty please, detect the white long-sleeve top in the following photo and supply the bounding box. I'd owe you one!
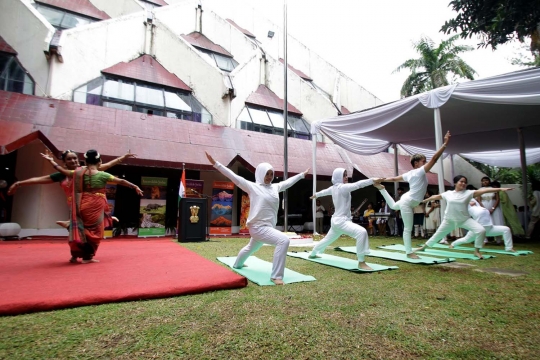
[213,161,305,228]
[314,179,374,220]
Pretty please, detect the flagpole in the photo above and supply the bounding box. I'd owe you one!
[177,163,185,239]
[283,0,289,233]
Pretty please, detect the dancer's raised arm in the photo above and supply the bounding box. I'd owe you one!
[422,194,442,203]
[100,150,137,171]
[41,153,73,177]
[424,131,451,172]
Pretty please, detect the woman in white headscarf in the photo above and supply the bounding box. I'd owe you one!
[309,168,382,270]
[206,152,309,285]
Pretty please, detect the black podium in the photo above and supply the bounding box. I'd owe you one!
[178,198,207,242]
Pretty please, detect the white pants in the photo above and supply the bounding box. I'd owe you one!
[310,216,370,262]
[454,225,513,251]
[234,226,290,280]
[425,218,486,248]
[380,190,419,254]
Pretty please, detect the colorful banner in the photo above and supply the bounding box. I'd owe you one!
[185,179,205,198]
[239,192,250,234]
[209,181,234,235]
[104,184,117,238]
[139,177,168,237]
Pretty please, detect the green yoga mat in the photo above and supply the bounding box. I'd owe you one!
[334,247,455,264]
[429,243,533,256]
[217,256,316,286]
[379,244,494,260]
[287,251,398,272]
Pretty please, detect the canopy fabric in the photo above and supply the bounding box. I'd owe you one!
[311,68,540,155]
[458,148,540,167]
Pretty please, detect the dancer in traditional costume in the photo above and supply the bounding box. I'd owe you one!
[309,168,383,270]
[374,131,450,258]
[8,150,135,262]
[415,175,513,259]
[205,152,308,285]
[42,150,143,263]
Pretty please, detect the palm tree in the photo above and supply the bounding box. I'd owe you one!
[394,35,477,97]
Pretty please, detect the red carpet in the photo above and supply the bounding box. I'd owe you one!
[0,239,247,316]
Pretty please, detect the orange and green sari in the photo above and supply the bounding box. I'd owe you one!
[70,169,114,260]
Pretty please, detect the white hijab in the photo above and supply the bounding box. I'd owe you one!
[331,168,345,185]
[255,163,274,185]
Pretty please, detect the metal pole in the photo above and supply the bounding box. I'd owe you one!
[393,143,398,197]
[433,108,446,214]
[518,128,529,224]
[283,0,289,232]
[312,136,317,234]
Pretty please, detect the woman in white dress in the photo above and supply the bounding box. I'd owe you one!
[478,176,504,242]
[415,175,513,259]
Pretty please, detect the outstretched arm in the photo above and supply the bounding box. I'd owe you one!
[310,187,332,199]
[473,187,513,198]
[424,131,450,172]
[205,152,251,193]
[277,168,309,192]
[41,153,73,177]
[382,175,404,183]
[110,177,144,196]
[422,194,442,203]
[100,151,137,171]
[8,176,55,195]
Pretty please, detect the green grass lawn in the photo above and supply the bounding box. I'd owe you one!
[1,236,539,359]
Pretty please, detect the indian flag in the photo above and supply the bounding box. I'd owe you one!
[178,170,186,205]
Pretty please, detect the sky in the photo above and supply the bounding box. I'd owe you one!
[215,0,527,103]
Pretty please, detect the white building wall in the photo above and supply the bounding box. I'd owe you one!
[153,22,229,126]
[201,9,258,65]
[266,57,337,123]
[11,141,69,236]
[50,12,147,100]
[89,0,145,18]
[153,1,197,35]
[229,53,264,126]
[0,0,55,97]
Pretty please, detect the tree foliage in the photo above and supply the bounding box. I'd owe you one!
[441,0,540,54]
[465,159,540,185]
[393,35,476,97]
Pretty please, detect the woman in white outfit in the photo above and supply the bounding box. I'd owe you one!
[309,168,382,270]
[205,152,308,285]
[478,176,504,242]
[415,175,513,259]
[451,199,515,252]
[375,131,450,258]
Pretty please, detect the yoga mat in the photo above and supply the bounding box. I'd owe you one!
[287,251,398,272]
[217,256,316,286]
[429,243,533,256]
[335,247,455,264]
[379,244,494,260]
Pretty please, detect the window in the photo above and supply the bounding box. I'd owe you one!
[0,53,34,95]
[140,0,161,11]
[236,105,312,140]
[198,48,239,73]
[33,3,95,30]
[74,76,212,124]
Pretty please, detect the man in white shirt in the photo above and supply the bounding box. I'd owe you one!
[451,199,515,252]
[375,131,450,258]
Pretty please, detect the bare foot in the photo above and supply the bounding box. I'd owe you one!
[308,254,321,259]
[449,243,455,249]
[56,220,69,229]
[358,262,373,270]
[374,183,385,190]
[82,259,100,264]
[408,253,421,259]
[507,249,516,252]
[474,250,484,259]
[69,257,78,263]
[271,278,284,285]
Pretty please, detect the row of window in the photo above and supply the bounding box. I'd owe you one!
[73,76,212,123]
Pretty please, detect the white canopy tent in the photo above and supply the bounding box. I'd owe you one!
[310,67,540,233]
